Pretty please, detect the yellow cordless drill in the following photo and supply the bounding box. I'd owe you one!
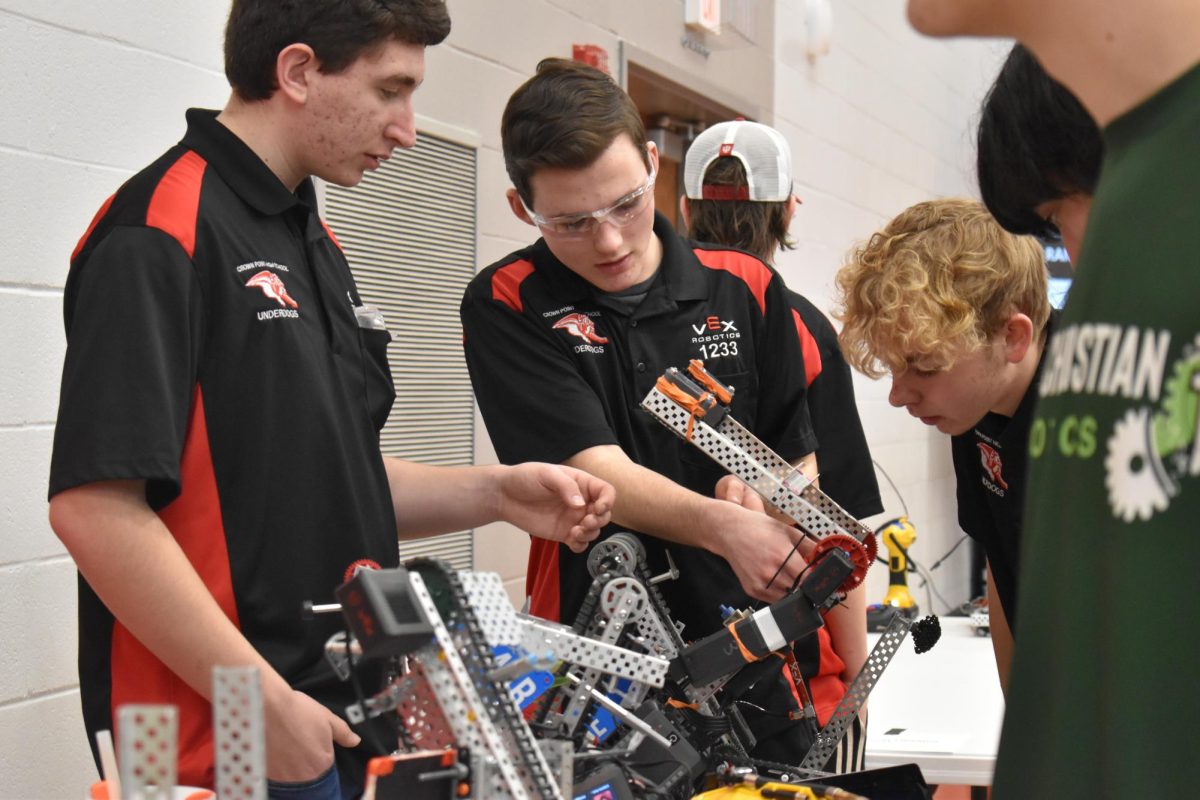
[878,516,918,613]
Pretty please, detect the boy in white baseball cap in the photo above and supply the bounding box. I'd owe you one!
[682,119,881,773]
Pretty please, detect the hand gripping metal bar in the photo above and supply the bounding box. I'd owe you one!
[641,371,872,543]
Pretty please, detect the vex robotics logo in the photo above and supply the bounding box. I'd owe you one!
[691,315,741,360]
[977,442,1009,493]
[553,312,608,354]
[691,315,738,336]
[246,270,299,309]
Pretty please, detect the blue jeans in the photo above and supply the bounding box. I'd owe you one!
[267,765,351,800]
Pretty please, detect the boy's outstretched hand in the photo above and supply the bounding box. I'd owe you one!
[495,463,614,552]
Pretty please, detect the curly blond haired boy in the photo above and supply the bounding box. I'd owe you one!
[835,197,1051,691]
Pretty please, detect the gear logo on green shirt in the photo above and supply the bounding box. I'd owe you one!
[1105,334,1200,521]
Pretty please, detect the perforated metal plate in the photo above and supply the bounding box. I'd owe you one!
[517,618,668,686]
[798,613,913,771]
[407,572,560,799]
[394,659,458,749]
[458,569,668,687]
[642,385,872,541]
[117,704,177,798]
[558,578,643,736]
[213,666,267,799]
[460,571,524,645]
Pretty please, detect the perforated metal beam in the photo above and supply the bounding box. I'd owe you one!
[213,666,267,800]
[642,385,872,542]
[459,571,669,686]
[797,613,912,772]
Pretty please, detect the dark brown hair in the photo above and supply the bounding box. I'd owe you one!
[684,157,794,262]
[225,0,451,101]
[502,57,650,206]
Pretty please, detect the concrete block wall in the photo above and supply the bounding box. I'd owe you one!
[0,4,231,796]
[0,1,1006,794]
[770,0,1009,610]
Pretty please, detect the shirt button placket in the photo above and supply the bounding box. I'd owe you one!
[629,317,646,373]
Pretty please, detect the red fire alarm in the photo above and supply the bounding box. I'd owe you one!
[572,44,610,74]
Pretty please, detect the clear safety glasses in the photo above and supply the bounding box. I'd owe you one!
[522,163,657,239]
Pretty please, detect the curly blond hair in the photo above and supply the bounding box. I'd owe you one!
[835,198,1048,378]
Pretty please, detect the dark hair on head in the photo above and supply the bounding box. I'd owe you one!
[502,57,650,207]
[684,157,794,263]
[224,0,451,102]
[976,43,1103,239]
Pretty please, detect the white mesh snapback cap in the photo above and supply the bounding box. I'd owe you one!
[683,120,793,202]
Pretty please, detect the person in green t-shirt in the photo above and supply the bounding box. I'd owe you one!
[907,1,1200,795]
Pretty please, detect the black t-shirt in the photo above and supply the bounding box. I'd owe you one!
[786,291,883,518]
[950,313,1056,631]
[461,213,817,640]
[50,109,398,787]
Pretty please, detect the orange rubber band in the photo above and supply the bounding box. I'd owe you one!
[726,621,757,663]
[655,376,713,441]
[687,359,733,405]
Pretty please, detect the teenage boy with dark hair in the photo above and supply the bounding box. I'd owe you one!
[461,58,839,767]
[976,43,1102,262]
[680,119,880,771]
[834,197,1052,694]
[907,0,1200,793]
[681,119,883,521]
[48,3,614,796]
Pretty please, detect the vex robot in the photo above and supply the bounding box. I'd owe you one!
[316,361,939,799]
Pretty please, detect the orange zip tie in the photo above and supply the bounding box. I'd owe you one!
[687,359,733,405]
[667,697,700,710]
[655,375,712,440]
[726,620,757,663]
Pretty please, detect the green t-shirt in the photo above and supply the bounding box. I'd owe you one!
[994,61,1200,796]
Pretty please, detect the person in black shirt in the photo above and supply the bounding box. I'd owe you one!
[462,60,828,766]
[48,3,613,795]
[680,119,880,771]
[681,120,883,521]
[464,58,819,623]
[834,198,1051,692]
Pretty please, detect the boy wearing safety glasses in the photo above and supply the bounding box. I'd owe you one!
[461,58,829,765]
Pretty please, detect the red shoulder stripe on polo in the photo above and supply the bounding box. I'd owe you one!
[71,193,116,263]
[526,538,561,622]
[491,259,536,313]
[693,249,771,314]
[111,385,239,788]
[321,219,344,251]
[145,150,207,259]
[791,308,823,386]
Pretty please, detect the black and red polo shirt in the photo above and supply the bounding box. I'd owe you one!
[786,291,882,519]
[950,311,1056,634]
[49,109,398,786]
[461,211,818,641]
